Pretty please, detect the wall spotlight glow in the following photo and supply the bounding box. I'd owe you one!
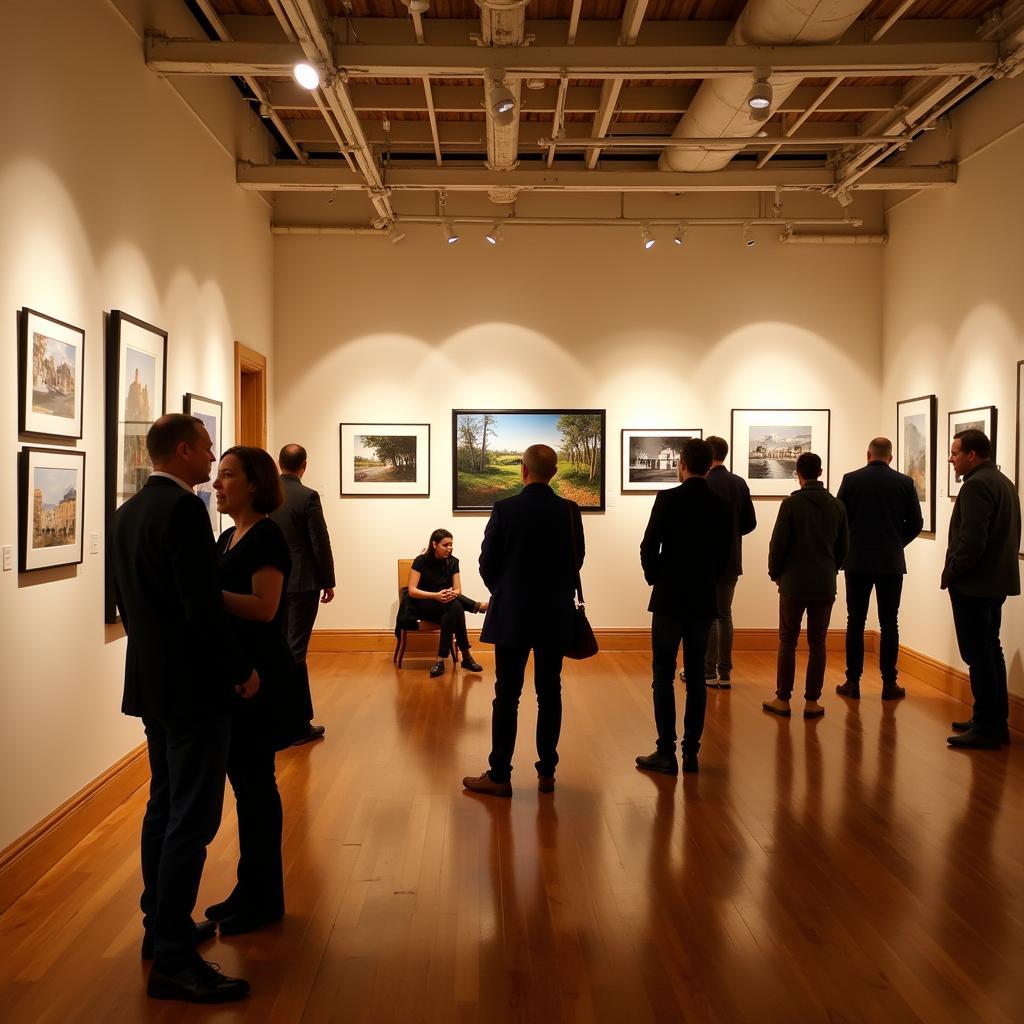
[293,63,320,90]
[389,225,407,245]
[442,220,460,245]
[641,225,656,250]
[485,223,503,245]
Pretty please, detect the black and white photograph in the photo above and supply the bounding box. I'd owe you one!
[948,404,996,498]
[897,394,937,532]
[730,409,830,497]
[339,422,430,496]
[18,447,86,572]
[620,428,702,492]
[18,308,85,439]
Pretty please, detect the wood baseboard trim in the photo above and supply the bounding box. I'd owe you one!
[0,743,150,915]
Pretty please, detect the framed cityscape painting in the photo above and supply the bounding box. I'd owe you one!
[947,404,996,499]
[730,408,830,497]
[18,308,85,439]
[19,447,85,572]
[1016,361,1024,555]
[339,422,430,496]
[621,428,702,492]
[453,409,605,512]
[184,393,223,534]
[896,394,937,533]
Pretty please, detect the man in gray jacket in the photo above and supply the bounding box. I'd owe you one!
[763,452,849,720]
[943,429,1021,749]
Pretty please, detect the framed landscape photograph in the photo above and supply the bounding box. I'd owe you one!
[947,405,996,499]
[621,428,703,492]
[339,422,430,496]
[453,409,605,512]
[19,447,85,572]
[1017,362,1024,556]
[730,408,831,497]
[896,394,937,533]
[18,307,84,439]
[184,393,223,533]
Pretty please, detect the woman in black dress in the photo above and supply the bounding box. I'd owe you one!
[408,528,488,677]
[205,445,301,935]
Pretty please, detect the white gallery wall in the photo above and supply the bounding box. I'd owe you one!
[0,0,274,850]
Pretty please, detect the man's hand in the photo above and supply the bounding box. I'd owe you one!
[321,587,335,604]
[235,671,261,699]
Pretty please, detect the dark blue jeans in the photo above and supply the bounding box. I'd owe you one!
[651,612,712,755]
[845,572,904,686]
[949,590,1008,736]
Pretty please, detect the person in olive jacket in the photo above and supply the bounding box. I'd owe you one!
[942,429,1021,749]
[763,451,849,720]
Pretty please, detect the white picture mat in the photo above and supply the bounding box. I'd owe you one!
[22,448,85,571]
[948,405,995,498]
[896,395,935,533]
[730,408,830,497]
[340,422,430,495]
[114,318,165,507]
[22,309,84,438]
[620,428,703,492]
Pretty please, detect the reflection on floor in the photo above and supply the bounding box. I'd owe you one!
[1,651,1022,1023]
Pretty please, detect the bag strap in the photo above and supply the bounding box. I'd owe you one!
[565,501,585,606]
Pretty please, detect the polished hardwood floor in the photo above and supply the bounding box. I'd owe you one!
[1,650,1022,1023]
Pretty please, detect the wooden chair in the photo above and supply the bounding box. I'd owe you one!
[394,558,459,668]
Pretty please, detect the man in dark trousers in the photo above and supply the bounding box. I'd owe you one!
[835,436,923,701]
[462,444,584,797]
[701,435,756,689]
[270,443,335,744]
[763,452,848,720]
[637,437,732,775]
[943,429,1021,749]
[110,414,257,1003]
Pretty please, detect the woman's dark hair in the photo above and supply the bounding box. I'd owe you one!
[221,445,284,514]
[424,528,453,558]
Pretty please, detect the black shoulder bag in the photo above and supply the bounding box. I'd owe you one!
[564,503,599,660]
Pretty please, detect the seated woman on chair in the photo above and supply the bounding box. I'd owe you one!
[408,529,487,678]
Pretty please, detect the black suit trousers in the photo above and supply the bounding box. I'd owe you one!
[651,612,712,754]
[284,591,321,721]
[140,714,230,964]
[949,590,1008,735]
[844,572,904,686]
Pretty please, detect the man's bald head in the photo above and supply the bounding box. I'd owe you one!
[522,444,558,483]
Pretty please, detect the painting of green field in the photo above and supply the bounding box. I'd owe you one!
[453,410,605,511]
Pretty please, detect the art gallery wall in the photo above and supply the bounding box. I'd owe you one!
[273,227,885,638]
[0,0,274,849]
[883,78,1024,700]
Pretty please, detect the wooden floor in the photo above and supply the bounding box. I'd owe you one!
[2,651,1023,1023]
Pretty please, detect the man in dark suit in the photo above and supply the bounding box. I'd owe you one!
[110,414,257,1003]
[836,436,923,701]
[269,443,336,744]
[462,444,584,797]
[637,438,732,775]
[943,428,1021,749]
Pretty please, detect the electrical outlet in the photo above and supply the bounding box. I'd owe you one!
[90,533,99,555]
[2,545,12,571]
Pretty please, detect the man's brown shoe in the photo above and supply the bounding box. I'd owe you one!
[836,681,860,699]
[538,775,555,793]
[881,684,906,701]
[462,772,512,797]
[803,700,826,719]
[762,697,791,718]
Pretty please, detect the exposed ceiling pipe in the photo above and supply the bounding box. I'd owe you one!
[273,216,863,231]
[659,0,874,173]
[781,231,886,244]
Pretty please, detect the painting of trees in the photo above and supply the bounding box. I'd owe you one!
[556,413,602,482]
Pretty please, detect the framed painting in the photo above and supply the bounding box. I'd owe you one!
[730,408,831,497]
[105,311,167,621]
[1018,362,1024,556]
[947,405,996,499]
[339,422,430,496]
[184,393,223,534]
[18,307,85,439]
[896,394,937,533]
[19,447,85,572]
[621,428,703,492]
[453,409,606,512]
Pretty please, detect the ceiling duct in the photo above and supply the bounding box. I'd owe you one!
[659,0,873,173]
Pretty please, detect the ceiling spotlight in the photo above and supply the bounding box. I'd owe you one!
[293,62,320,91]
[747,71,773,120]
[405,0,430,12]
[525,78,546,90]
[743,223,756,248]
[388,225,406,245]
[641,225,656,250]
[442,220,459,245]
[673,226,687,246]
[487,71,518,128]
[485,223,503,245]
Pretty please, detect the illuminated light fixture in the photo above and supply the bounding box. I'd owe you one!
[293,62,320,91]
[743,223,756,248]
[673,226,687,246]
[641,224,656,250]
[747,71,773,122]
[485,223,503,245]
[442,220,459,245]
[488,71,518,128]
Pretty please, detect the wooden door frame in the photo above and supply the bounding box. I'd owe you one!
[234,342,267,448]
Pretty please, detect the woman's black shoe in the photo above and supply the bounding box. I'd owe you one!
[461,656,484,673]
[429,660,446,678]
[218,909,284,936]
[204,900,240,922]
[147,955,249,1003]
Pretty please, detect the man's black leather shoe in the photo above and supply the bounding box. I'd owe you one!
[881,684,906,701]
[292,724,326,746]
[682,751,699,774]
[429,660,446,678]
[952,719,1010,743]
[836,681,860,699]
[635,751,678,775]
[147,956,250,1003]
[947,727,1002,750]
[141,919,216,960]
[461,656,484,673]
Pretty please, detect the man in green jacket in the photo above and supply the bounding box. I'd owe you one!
[763,452,849,720]
[943,429,1021,749]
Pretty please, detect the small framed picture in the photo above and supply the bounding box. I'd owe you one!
[18,308,85,439]
[184,393,223,534]
[19,447,86,572]
[896,394,937,533]
[339,422,430,496]
[1017,362,1024,556]
[947,405,996,498]
[730,408,831,497]
[621,428,703,492]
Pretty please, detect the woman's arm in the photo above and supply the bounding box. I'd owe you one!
[407,567,440,601]
[223,566,285,622]
[449,572,462,598]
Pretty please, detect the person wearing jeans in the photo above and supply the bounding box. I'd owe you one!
[763,452,849,720]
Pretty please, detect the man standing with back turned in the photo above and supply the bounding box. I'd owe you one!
[943,429,1020,749]
[270,443,336,744]
[836,436,923,701]
[110,414,258,1003]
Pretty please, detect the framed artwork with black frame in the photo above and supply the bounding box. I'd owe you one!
[19,446,85,572]
[184,392,223,534]
[1016,361,1024,556]
[729,408,831,497]
[896,394,937,533]
[18,307,85,440]
[105,310,167,621]
[947,405,996,499]
[453,409,606,512]
[620,428,702,492]
[339,422,431,496]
